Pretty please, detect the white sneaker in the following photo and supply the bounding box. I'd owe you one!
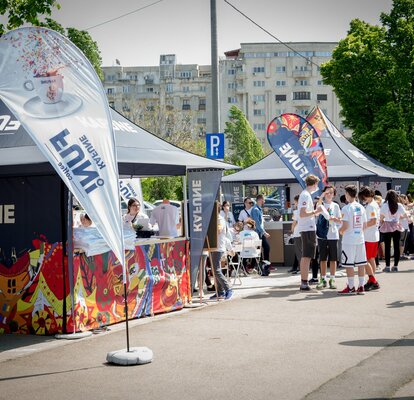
[262,260,271,265]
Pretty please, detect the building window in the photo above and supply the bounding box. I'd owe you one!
[182,99,190,110]
[275,94,287,102]
[293,91,311,100]
[179,71,192,78]
[107,88,114,94]
[297,109,309,116]
[199,98,206,110]
[197,118,207,125]
[228,97,237,104]
[295,65,310,71]
[228,69,236,75]
[253,109,264,116]
[275,66,286,73]
[253,80,265,87]
[166,83,173,93]
[253,66,265,73]
[146,87,154,93]
[228,82,237,89]
[317,80,326,86]
[317,94,328,101]
[123,86,129,93]
[295,80,309,86]
[183,86,190,92]
[200,85,207,92]
[253,123,266,130]
[276,80,286,86]
[253,95,265,102]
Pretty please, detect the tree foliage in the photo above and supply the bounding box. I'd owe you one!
[321,0,414,173]
[224,105,264,169]
[0,2,103,80]
[0,0,59,35]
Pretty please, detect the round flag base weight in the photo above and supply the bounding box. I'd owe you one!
[55,331,93,340]
[106,347,153,366]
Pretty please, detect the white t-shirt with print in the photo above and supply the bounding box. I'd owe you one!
[364,200,380,242]
[297,189,316,232]
[341,201,367,245]
[322,201,341,240]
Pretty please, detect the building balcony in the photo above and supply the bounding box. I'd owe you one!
[198,104,206,111]
[292,99,312,107]
[292,70,312,78]
[182,104,191,111]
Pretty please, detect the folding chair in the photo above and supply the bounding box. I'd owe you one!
[233,238,262,285]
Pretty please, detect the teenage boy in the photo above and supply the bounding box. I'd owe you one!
[316,185,342,290]
[297,175,322,291]
[359,186,380,291]
[338,185,367,295]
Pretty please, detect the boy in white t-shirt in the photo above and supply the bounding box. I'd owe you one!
[338,185,368,295]
[297,174,323,291]
[359,186,380,291]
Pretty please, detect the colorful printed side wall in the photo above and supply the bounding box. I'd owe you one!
[0,239,191,335]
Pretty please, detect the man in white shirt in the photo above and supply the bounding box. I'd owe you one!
[150,199,180,237]
[359,186,380,291]
[297,174,322,291]
[338,185,368,295]
[238,197,254,225]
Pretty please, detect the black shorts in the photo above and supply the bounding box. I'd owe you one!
[317,238,338,262]
[300,231,316,259]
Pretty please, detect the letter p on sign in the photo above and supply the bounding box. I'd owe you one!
[206,133,224,159]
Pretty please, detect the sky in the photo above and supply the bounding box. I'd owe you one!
[5,0,394,67]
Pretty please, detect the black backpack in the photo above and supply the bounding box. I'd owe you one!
[316,214,330,239]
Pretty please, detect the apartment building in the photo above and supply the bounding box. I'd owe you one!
[102,43,349,149]
[103,54,212,137]
[220,42,349,151]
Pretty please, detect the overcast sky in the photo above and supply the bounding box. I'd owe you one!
[6,0,394,67]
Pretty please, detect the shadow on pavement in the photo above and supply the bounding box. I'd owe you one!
[387,300,414,308]
[0,334,56,352]
[242,285,299,299]
[288,290,339,302]
[0,365,104,382]
[355,398,414,400]
[339,338,414,347]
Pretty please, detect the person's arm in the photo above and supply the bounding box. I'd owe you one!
[339,220,349,236]
[290,219,297,234]
[251,207,264,236]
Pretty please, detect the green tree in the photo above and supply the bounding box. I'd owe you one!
[0,3,103,80]
[321,0,414,173]
[141,176,183,202]
[224,105,264,169]
[0,0,59,35]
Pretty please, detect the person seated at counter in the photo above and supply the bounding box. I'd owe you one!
[239,218,260,242]
[79,213,92,228]
[150,199,180,237]
[229,221,244,243]
[123,198,150,228]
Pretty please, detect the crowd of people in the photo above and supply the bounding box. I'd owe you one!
[208,174,414,297]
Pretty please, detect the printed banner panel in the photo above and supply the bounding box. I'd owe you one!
[267,113,328,194]
[0,27,125,273]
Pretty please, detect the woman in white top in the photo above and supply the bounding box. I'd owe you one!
[219,201,236,231]
[123,198,150,228]
[380,190,407,272]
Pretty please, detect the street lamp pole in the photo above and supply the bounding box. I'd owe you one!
[210,0,220,134]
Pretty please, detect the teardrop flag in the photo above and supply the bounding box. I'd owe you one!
[267,113,328,193]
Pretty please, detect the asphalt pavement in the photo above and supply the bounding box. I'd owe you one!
[1,262,414,400]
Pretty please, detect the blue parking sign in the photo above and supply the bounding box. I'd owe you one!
[206,133,224,159]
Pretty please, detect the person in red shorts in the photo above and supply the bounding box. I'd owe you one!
[359,187,380,291]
